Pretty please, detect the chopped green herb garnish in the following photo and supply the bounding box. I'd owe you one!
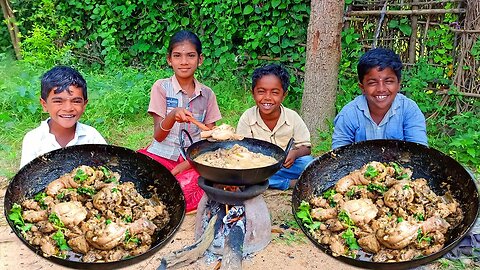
[338,210,355,227]
[367,183,387,194]
[322,189,337,207]
[386,212,392,217]
[414,213,425,221]
[34,192,48,209]
[52,230,70,251]
[364,165,379,178]
[124,229,141,245]
[111,188,119,193]
[48,213,65,228]
[397,217,404,223]
[8,203,32,232]
[100,166,111,177]
[341,228,360,250]
[74,169,88,183]
[346,187,356,199]
[398,173,409,180]
[56,192,65,200]
[417,228,432,244]
[403,185,411,190]
[96,214,102,219]
[123,215,132,223]
[77,187,96,196]
[106,219,112,225]
[296,201,322,232]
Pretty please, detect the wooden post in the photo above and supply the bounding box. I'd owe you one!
[0,0,21,60]
[409,0,419,64]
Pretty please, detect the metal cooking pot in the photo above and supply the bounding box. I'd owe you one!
[180,129,293,186]
[292,139,479,270]
[4,144,185,269]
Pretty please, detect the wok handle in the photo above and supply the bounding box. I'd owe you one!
[285,137,295,156]
[179,129,193,161]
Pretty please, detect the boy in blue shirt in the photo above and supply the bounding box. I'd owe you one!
[332,48,428,149]
[20,66,106,168]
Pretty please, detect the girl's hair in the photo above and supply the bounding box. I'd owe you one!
[167,30,202,55]
[41,66,87,100]
[251,63,290,93]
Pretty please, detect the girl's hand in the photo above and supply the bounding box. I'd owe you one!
[171,108,193,123]
[171,160,191,176]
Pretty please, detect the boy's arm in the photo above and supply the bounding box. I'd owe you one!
[403,102,428,146]
[20,133,36,169]
[332,113,356,149]
[284,145,311,168]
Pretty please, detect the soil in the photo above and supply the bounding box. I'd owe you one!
[0,177,445,270]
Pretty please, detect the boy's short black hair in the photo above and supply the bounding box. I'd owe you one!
[168,30,202,55]
[357,48,403,83]
[251,63,290,93]
[41,66,87,100]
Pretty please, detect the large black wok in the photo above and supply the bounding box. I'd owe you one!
[4,144,185,269]
[292,139,479,270]
[180,129,292,186]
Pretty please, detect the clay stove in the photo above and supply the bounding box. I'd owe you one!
[194,177,272,265]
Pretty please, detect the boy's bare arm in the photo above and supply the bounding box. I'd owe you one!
[283,145,311,168]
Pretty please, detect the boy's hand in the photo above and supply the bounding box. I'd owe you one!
[171,160,191,176]
[283,150,297,168]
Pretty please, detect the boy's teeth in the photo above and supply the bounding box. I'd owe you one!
[376,95,387,100]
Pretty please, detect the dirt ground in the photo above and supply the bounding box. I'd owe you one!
[0,176,453,270]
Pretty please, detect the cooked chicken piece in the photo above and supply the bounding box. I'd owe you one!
[83,250,102,262]
[129,244,150,256]
[85,222,127,250]
[311,207,337,221]
[92,186,122,211]
[52,201,88,227]
[68,235,90,254]
[40,236,57,257]
[384,181,414,209]
[421,216,450,234]
[119,182,145,207]
[341,199,378,225]
[200,123,244,141]
[129,217,157,236]
[22,199,41,211]
[358,234,381,253]
[310,197,329,208]
[36,220,56,233]
[23,210,48,223]
[107,248,129,261]
[324,219,344,232]
[330,239,346,256]
[335,171,369,193]
[399,248,421,261]
[46,174,79,196]
[411,178,438,204]
[362,161,387,182]
[376,220,419,250]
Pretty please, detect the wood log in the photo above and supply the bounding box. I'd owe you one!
[347,8,466,16]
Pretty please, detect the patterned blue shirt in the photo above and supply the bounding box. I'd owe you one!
[332,93,428,149]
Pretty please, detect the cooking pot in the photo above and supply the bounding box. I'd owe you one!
[292,139,479,270]
[179,129,293,186]
[4,144,185,269]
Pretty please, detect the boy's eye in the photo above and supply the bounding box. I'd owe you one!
[188,53,196,58]
[72,99,84,104]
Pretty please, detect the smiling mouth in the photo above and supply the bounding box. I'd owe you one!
[375,95,388,101]
[261,103,274,109]
[59,114,75,119]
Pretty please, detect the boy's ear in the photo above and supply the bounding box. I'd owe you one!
[359,82,366,94]
[40,98,48,112]
[198,54,204,66]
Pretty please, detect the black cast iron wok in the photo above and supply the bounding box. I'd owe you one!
[292,139,479,270]
[180,129,293,186]
[4,144,185,269]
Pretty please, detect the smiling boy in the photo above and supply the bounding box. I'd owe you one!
[20,66,106,168]
[332,48,428,149]
[237,64,314,190]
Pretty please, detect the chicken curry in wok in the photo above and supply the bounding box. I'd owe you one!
[8,165,170,262]
[296,161,464,262]
[193,144,277,169]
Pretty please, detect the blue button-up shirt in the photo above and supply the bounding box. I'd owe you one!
[332,93,428,149]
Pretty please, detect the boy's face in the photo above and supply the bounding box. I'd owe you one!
[40,85,88,130]
[252,74,286,117]
[359,67,400,115]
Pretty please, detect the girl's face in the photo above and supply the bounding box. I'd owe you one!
[167,41,203,80]
[252,74,286,118]
[359,67,400,116]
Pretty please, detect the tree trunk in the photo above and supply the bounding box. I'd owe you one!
[301,0,344,136]
[0,0,22,60]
